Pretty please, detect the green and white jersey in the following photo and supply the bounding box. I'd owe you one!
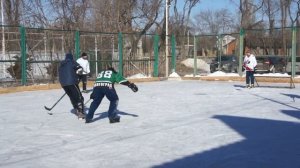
[94,70,127,87]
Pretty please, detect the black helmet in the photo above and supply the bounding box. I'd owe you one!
[107,66,117,73]
[81,52,88,57]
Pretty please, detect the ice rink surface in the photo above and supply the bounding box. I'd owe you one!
[1,80,300,168]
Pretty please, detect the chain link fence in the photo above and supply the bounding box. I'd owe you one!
[173,33,241,77]
[0,25,299,87]
[0,27,162,87]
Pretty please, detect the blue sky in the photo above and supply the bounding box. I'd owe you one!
[176,0,238,16]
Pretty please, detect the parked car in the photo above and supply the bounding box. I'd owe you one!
[254,55,286,74]
[210,55,238,73]
[286,56,300,75]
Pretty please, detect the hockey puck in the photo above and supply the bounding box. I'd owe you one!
[48,113,53,115]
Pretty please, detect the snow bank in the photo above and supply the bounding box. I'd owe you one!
[168,72,182,80]
[207,71,293,77]
[181,58,210,72]
[127,73,150,79]
[208,71,239,77]
[169,72,180,78]
[254,73,290,77]
[184,74,202,77]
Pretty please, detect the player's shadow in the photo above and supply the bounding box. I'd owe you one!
[233,84,246,89]
[70,109,78,116]
[89,110,139,123]
[281,93,300,102]
[233,84,246,91]
[233,89,300,112]
[250,93,300,111]
[234,84,292,89]
[281,109,300,120]
[253,85,292,88]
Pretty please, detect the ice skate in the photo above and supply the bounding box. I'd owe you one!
[76,109,85,120]
[109,116,120,124]
[85,118,92,123]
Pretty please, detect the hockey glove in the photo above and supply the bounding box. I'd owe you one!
[76,68,83,75]
[245,66,253,71]
[90,92,95,99]
[128,83,138,92]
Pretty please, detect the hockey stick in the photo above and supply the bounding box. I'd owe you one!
[44,93,67,114]
[46,97,91,115]
[254,76,259,87]
[84,99,92,105]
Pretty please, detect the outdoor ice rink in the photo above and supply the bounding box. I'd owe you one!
[1,80,300,168]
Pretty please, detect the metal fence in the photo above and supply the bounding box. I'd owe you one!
[0,26,164,87]
[173,33,241,77]
[173,27,299,78]
[0,25,299,87]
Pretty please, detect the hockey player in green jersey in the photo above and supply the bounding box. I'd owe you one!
[85,67,138,123]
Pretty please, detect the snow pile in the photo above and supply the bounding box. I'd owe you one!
[254,73,290,77]
[168,72,182,80]
[184,74,202,77]
[169,72,180,77]
[207,71,293,77]
[127,73,150,79]
[208,71,239,77]
[181,58,210,72]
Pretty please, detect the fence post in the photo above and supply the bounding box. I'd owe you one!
[118,32,123,76]
[193,35,197,77]
[75,30,80,59]
[239,28,245,76]
[95,35,98,76]
[217,34,223,70]
[171,34,176,73]
[153,34,159,77]
[19,26,27,85]
[291,26,297,78]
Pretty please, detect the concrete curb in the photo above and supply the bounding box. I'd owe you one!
[0,76,298,94]
[0,77,166,94]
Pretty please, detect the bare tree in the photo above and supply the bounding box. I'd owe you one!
[168,0,200,59]
[4,0,21,26]
[128,0,163,58]
[288,0,300,26]
[21,0,49,27]
[288,0,300,56]
[172,0,200,36]
[239,0,264,29]
[45,0,89,30]
[194,9,235,34]
[90,0,136,32]
[280,0,291,55]
[91,0,164,59]
[263,0,280,31]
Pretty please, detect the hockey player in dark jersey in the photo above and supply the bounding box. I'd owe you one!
[58,53,85,119]
[85,67,138,124]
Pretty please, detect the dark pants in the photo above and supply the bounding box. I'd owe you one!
[78,75,88,91]
[62,84,84,111]
[87,86,119,120]
[246,71,255,85]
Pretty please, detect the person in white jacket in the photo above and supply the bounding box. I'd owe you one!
[243,49,257,88]
[76,52,90,92]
